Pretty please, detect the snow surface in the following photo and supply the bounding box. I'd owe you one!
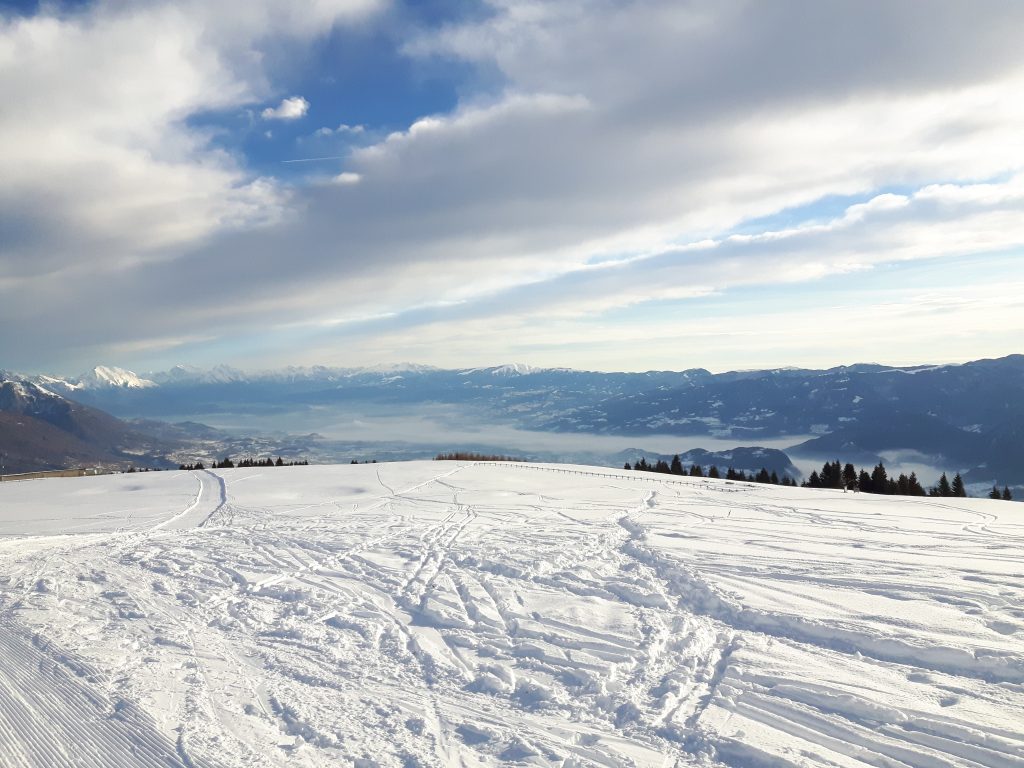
[0,462,1022,767]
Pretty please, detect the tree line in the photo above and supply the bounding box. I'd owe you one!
[625,456,798,485]
[625,455,1013,501]
[178,457,309,470]
[804,459,1012,500]
[435,452,526,462]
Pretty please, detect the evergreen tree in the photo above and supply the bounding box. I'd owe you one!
[842,463,857,490]
[951,473,967,497]
[805,470,821,488]
[936,472,951,497]
[756,468,771,484]
[707,466,720,479]
[824,460,844,488]
[858,469,873,494]
[1003,486,1013,501]
[670,454,683,475]
[624,462,632,470]
[989,485,1002,499]
[689,464,704,477]
[897,473,910,496]
[726,467,738,480]
[770,470,779,485]
[907,472,926,496]
[870,462,889,494]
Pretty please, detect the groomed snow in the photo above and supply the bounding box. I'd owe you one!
[0,462,1022,767]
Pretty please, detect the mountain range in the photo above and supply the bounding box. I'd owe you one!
[4,355,1023,488]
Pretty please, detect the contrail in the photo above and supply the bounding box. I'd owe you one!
[281,155,348,164]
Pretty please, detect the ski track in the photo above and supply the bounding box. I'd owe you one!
[0,461,1022,767]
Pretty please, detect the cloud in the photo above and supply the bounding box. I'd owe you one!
[4,0,1024,373]
[262,96,310,120]
[0,0,384,284]
[315,123,365,136]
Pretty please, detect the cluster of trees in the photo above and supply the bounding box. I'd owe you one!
[178,457,309,470]
[625,456,798,486]
[988,485,1015,501]
[803,460,930,495]
[626,455,1014,501]
[804,460,1013,500]
[435,452,526,462]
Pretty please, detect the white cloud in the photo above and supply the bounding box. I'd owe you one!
[262,96,310,120]
[5,0,1024,372]
[315,123,365,136]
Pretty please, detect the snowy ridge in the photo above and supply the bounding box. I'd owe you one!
[0,463,1021,767]
[150,364,246,385]
[459,363,546,376]
[76,365,157,389]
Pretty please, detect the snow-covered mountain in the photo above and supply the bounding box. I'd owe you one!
[0,373,169,472]
[0,461,1020,766]
[149,363,248,385]
[26,365,157,392]
[29,355,1024,487]
[77,365,157,389]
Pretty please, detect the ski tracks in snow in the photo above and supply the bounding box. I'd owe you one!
[0,461,1022,767]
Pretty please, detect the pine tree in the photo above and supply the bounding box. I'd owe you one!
[843,463,857,490]
[1003,486,1013,501]
[707,466,720,479]
[805,470,821,488]
[951,473,967,497]
[936,472,951,497]
[870,462,889,494]
[858,469,873,494]
[670,455,683,475]
[907,472,925,496]
[624,462,632,470]
[689,464,704,477]
[770,470,779,485]
[989,485,1002,499]
[897,473,910,496]
[756,468,771,484]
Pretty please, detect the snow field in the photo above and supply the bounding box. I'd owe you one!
[0,461,1022,767]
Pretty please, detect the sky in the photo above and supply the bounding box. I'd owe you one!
[1,0,1023,376]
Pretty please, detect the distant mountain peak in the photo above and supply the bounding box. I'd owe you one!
[357,363,441,375]
[151,364,246,385]
[461,363,545,376]
[78,365,157,389]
